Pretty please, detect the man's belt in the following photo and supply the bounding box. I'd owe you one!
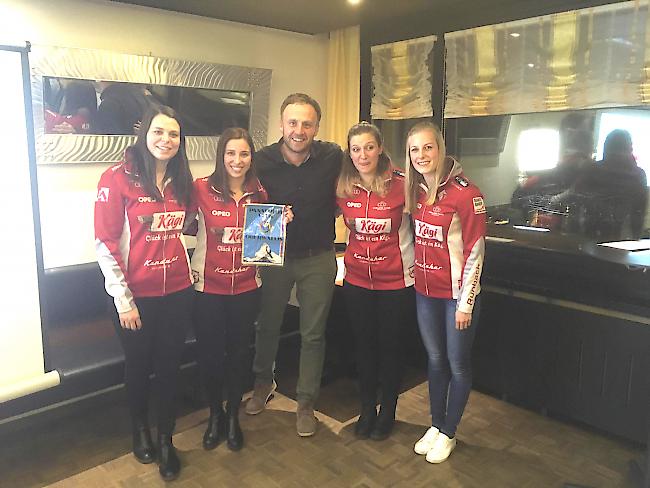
[285,245,334,259]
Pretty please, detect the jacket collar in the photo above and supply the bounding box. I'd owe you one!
[210,178,263,199]
[419,157,463,192]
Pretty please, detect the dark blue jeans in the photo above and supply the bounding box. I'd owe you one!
[415,292,481,438]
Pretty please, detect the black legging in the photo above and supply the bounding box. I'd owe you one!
[112,286,193,436]
[193,288,261,410]
[342,282,414,413]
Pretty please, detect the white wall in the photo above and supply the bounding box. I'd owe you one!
[1,0,330,268]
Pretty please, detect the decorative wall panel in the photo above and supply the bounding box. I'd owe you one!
[30,46,272,163]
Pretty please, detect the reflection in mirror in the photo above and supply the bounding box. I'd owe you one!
[446,107,650,244]
[43,77,251,136]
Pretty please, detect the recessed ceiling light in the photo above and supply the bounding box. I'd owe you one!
[527,63,535,68]
[510,32,520,38]
[348,0,362,5]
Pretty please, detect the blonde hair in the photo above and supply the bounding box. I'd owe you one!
[404,122,448,213]
[337,122,392,198]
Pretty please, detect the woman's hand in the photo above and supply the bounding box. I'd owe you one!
[284,205,294,224]
[119,307,142,330]
[455,310,472,330]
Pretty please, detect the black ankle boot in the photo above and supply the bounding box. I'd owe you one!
[202,406,226,450]
[354,406,377,439]
[226,406,243,451]
[370,405,396,441]
[158,435,181,481]
[132,422,155,464]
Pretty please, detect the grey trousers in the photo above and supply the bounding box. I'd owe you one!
[252,250,337,404]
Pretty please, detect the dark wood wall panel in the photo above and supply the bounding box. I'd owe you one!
[475,290,650,443]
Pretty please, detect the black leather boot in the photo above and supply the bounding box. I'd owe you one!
[202,406,226,450]
[132,421,155,464]
[370,401,396,441]
[158,434,181,481]
[226,403,243,451]
[354,405,377,439]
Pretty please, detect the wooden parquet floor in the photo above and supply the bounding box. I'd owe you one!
[2,381,640,488]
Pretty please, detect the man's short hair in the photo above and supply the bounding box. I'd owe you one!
[280,93,322,123]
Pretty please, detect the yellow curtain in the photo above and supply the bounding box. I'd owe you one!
[445,1,650,117]
[371,35,436,120]
[324,25,360,147]
[325,25,360,244]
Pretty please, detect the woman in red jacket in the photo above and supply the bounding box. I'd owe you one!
[94,105,194,481]
[336,122,414,441]
[192,127,284,452]
[405,122,486,464]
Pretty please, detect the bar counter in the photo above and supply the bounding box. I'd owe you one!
[475,224,650,443]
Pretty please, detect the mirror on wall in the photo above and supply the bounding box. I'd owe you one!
[30,46,272,270]
[446,106,650,246]
[43,77,251,136]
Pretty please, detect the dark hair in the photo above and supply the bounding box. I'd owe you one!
[62,81,97,117]
[209,127,257,195]
[603,129,633,160]
[337,122,391,198]
[280,93,322,123]
[127,105,193,208]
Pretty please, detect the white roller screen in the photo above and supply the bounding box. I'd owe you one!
[0,46,59,404]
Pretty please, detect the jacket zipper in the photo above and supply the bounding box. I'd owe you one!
[161,185,168,296]
[364,189,373,289]
[421,204,429,296]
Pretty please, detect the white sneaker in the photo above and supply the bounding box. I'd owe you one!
[425,432,456,463]
[414,426,440,455]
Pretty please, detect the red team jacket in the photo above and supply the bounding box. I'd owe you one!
[337,169,414,290]
[413,159,486,313]
[191,177,268,295]
[94,160,193,313]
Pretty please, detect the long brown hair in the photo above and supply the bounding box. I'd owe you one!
[337,122,392,198]
[404,122,447,213]
[208,127,258,195]
[127,105,193,208]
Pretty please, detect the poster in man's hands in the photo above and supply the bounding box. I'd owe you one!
[242,204,286,266]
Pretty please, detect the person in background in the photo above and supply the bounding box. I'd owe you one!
[575,129,648,239]
[94,105,194,481]
[405,122,486,463]
[336,122,414,441]
[95,82,160,135]
[245,93,342,437]
[192,127,289,452]
[510,115,595,230]
[44,80,97,134]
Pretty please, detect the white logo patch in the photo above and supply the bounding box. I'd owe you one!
[414,220,443,241]
[96,187,109,202]
[355,218,391,234]
[150,211,185,231]
[222,226,243,244]
[473,196,486,214]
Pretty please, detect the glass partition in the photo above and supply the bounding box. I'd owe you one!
[446,107,650,244]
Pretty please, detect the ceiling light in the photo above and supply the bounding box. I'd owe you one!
[527,63,535,68]
[348,0,362,5]
[510,32,520,38]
